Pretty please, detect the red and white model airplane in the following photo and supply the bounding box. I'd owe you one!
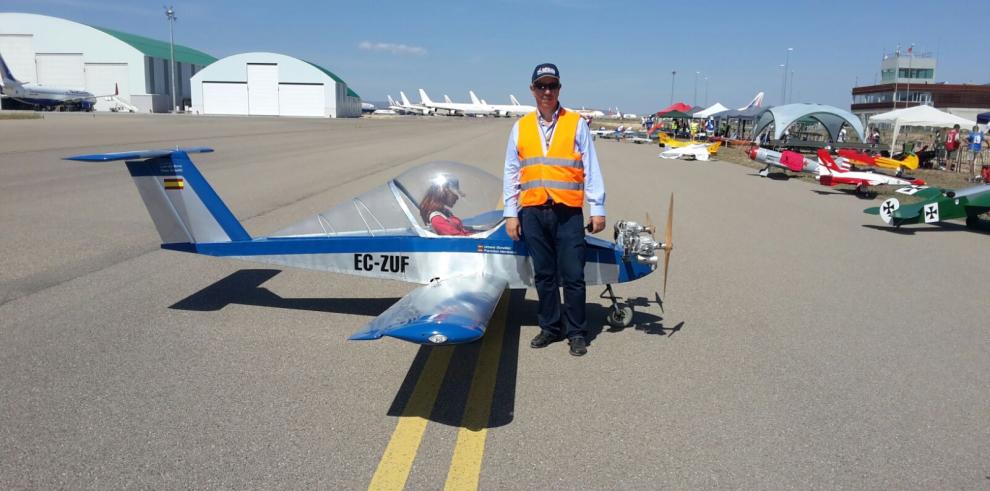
[815,149,924,197]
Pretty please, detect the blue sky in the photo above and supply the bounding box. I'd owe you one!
[6,0,989,113]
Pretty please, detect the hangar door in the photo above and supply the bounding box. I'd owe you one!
[278,83,325,117]
[36,53,84,89]
[202,82,248,115]
[0,34,36,83]
[247,63,278,116]
[85,63,129,110]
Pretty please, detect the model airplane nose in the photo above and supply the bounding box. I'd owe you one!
[748,146,758,160]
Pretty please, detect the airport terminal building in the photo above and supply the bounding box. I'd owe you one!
[189,52,361,118]
[851,51,990,123]
[0,12,216,112]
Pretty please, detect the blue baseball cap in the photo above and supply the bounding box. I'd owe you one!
[531,63,560,83]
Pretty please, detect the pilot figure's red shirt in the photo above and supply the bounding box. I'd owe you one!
[429,211,470,236]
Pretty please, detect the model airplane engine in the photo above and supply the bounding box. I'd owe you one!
[613,220,659,265]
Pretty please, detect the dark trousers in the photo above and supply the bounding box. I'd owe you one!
[519,204,586,339]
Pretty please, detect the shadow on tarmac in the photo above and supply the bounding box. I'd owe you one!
[751,171,793,180]
[169,269,400,315]
[862,220,990,235]
[810,189,876,199]
[172,271,682,430]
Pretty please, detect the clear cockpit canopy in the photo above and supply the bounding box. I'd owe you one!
[271,161,504,238]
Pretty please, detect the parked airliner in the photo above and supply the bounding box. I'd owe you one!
[470,91,535,117]
[0,52,116,111]
[418,89,493,116]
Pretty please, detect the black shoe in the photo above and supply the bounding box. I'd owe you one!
[530,331,560,349]
[568,336,588,356]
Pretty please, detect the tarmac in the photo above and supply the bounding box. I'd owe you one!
[1,113,988,489]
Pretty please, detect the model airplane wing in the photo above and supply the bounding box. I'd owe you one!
[349,274,508,344]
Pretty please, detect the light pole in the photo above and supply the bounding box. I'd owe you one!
[704,76,709,106]
[693,71,700,106]
[781,47,792,105]
[670,70,676,105]
[789,70,794,103]
[165,5,177,113]
[904,43,914,108]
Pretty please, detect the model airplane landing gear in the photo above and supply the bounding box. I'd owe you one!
[855,184,876,199]
[600,284,634,328]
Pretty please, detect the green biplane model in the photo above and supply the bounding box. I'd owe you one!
[865,184,990,228]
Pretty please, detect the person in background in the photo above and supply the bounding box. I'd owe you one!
[966,125,984,179]
[946,124,961,171]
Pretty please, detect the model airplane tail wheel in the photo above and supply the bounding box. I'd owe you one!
[608,304,634,328]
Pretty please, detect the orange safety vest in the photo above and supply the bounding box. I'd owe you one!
[516,109,585,208]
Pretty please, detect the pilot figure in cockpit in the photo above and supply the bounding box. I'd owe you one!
[419,174,471,236]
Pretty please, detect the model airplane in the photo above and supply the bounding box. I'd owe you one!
[737,91,765,111]
[0,52,118,111]
[816,149,924,197]
[659,141,721,161]
[838,149,919,171]
[749,147,820,176]
[66,148,674,345]
[865,184,990,228]
[658,133,708,148]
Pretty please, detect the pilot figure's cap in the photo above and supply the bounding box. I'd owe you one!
[431,173,466,197]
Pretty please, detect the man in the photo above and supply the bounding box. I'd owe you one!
[503,63,606,357]
[946,124,961,171]
[966,125,984,178]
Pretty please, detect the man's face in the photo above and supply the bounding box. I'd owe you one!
[530,76,560,113]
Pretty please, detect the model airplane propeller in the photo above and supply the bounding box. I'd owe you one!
[67,148,675,345]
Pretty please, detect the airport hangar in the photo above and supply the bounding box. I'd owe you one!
[0,12,215,112]
[189,52,362,118]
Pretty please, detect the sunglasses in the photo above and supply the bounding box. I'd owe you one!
[533,82,560,91]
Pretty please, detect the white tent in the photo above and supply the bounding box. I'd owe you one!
[869,105,977,153]
[752,103,865,142]
[693,103,728,119]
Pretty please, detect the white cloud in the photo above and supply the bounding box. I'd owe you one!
[358,41,427,57]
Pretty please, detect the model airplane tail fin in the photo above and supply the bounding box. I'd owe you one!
[0,51,23,86]
[510,94,521,106]
[816,149,844,173]
[418,89,433,105]
[65,148,251,245]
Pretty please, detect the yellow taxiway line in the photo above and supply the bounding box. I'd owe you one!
[368,295,510,491]
[368,346,455,491]
[443,297,509,490]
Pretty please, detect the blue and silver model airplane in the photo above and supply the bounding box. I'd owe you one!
[66,148,673,345]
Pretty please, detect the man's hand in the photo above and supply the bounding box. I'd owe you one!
[506,217,521,241]
[588,215,606,234]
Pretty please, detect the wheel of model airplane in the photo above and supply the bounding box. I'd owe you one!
[607,304,634,328]
[966,215,979,228]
